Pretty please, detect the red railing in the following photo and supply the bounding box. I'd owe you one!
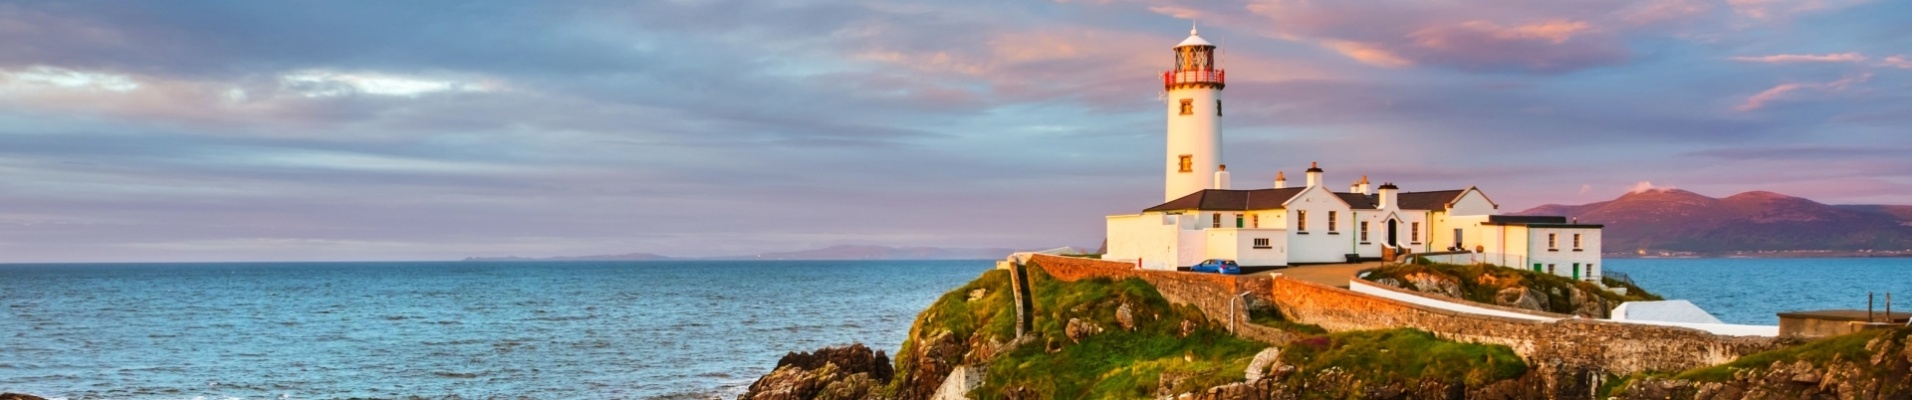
[1163,69,1225,88]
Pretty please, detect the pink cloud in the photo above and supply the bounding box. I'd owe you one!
[1321,40,1413,68]
[1881,56,1912,69]
[1726,0,1873,20]
[1729,52,1867,63]
[1735,74,1870,112]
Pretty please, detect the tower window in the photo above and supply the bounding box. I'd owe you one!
[1216,100,1223,116]
[1180,99,1193,115]
[1178,155,1193,173]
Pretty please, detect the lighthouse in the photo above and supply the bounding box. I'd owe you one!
[1163,26,1225,201]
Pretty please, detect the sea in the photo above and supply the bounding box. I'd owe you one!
[0,258,1907,399]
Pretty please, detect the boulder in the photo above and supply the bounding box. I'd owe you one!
[1405,272,1463,299]
[0,394,47,400]
[1116,302,1137,331]
[1064,318,1103,342]
[1243,347,1282,383]
[738,343,893,400]
[1494,287,1550,312]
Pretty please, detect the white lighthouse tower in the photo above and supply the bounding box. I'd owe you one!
[1163,26,1225,201]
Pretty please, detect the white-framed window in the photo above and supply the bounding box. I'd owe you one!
[1328,211,1339,232]
[1573,234,1582,249]
[1360,221,1370,242]
[1297,210,1308,231]
[1253,238,1271,249]
[1549,233,1558,249]
[1212,213,1222,228]
[1411,222,1421,242]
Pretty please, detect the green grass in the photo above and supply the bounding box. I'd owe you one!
[1248,306,1328,335]
[1675,326,1909,382]
[1280,329,1528,387]
[974,263,1267,399]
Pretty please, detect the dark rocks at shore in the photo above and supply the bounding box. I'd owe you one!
[737,343,893,400]
[0,394,48,400]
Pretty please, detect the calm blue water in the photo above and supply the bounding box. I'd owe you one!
[1606,258,1912,325]
[0,260,991,399]
[3,258,1904,399]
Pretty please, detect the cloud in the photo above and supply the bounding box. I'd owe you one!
[1726,0,1874,20]
[1730,52,1868,63]
[1735,74,1870,111]
[279,70,501,98]
[0,66,141,92]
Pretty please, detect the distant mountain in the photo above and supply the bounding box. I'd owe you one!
[463,252,674,262]
[462,245,1020,262]
[714,245,1017,260]
[1516,189,1912,254]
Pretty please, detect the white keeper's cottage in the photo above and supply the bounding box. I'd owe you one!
[1102,27,1606,281]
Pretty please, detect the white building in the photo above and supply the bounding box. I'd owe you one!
[1102,28,1603,281]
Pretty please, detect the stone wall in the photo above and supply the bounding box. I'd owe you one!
[1271,276,1784,374]
[1025,254,1786,375]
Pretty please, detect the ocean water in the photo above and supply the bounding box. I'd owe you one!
[4,258,1906,399]
[0,260,992,399]
[1606,258,1912,325]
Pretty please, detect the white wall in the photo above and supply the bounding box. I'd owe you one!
[1164,87,1222,202]
[1447,189,1498,216]
[1285,186,1355,263]
[1530,227,1603,281]
[1206,228,1288,267]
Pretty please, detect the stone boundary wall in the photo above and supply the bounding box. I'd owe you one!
[1025,255,1300,344]
[1271,276,1784,374]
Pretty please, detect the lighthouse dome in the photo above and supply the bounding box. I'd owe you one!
[1177,27,1212,47]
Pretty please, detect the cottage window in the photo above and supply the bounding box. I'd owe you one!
[1235,214,1244,228]
[1410,222,1421,243]
[1328,211,1339,232]
[1178,155,1193,173]
[1548,233,1558,249]
[1548,264,1557,275]
[1212,213,1222,229]
[1359,221,1370,242]
[1253,238,1271,249]
[1297,210,1308,231]
[1180,99,1193,115]
[1573,234,1582,249]
[1251,214,1259,228]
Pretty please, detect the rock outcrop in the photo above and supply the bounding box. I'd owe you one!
[737,344,894,400]
[0,394,48,400]
[1614,327,1912,399]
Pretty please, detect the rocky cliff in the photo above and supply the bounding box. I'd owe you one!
[1612,325,1912,399]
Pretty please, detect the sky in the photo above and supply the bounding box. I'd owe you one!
[1,0,1909,262]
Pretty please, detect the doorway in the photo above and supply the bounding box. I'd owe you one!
[1385,219,1399,248]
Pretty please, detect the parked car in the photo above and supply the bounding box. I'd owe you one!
[1190,259,1241,275]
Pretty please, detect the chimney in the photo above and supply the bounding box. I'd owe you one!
[1213,164,1231,190]
[1273,171,1287,189]
[1359,175,1372,195]
[1349,181,1361,193]
[1305,162,1324,188]
[1377,182,1400,209]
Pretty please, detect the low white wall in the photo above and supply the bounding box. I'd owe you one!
[1348,280,1778,337]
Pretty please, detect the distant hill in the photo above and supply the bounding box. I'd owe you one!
[462,245,1020,262]
[463,252,675,262]
[1516,189,1912,254]
[712,245,1017,260]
